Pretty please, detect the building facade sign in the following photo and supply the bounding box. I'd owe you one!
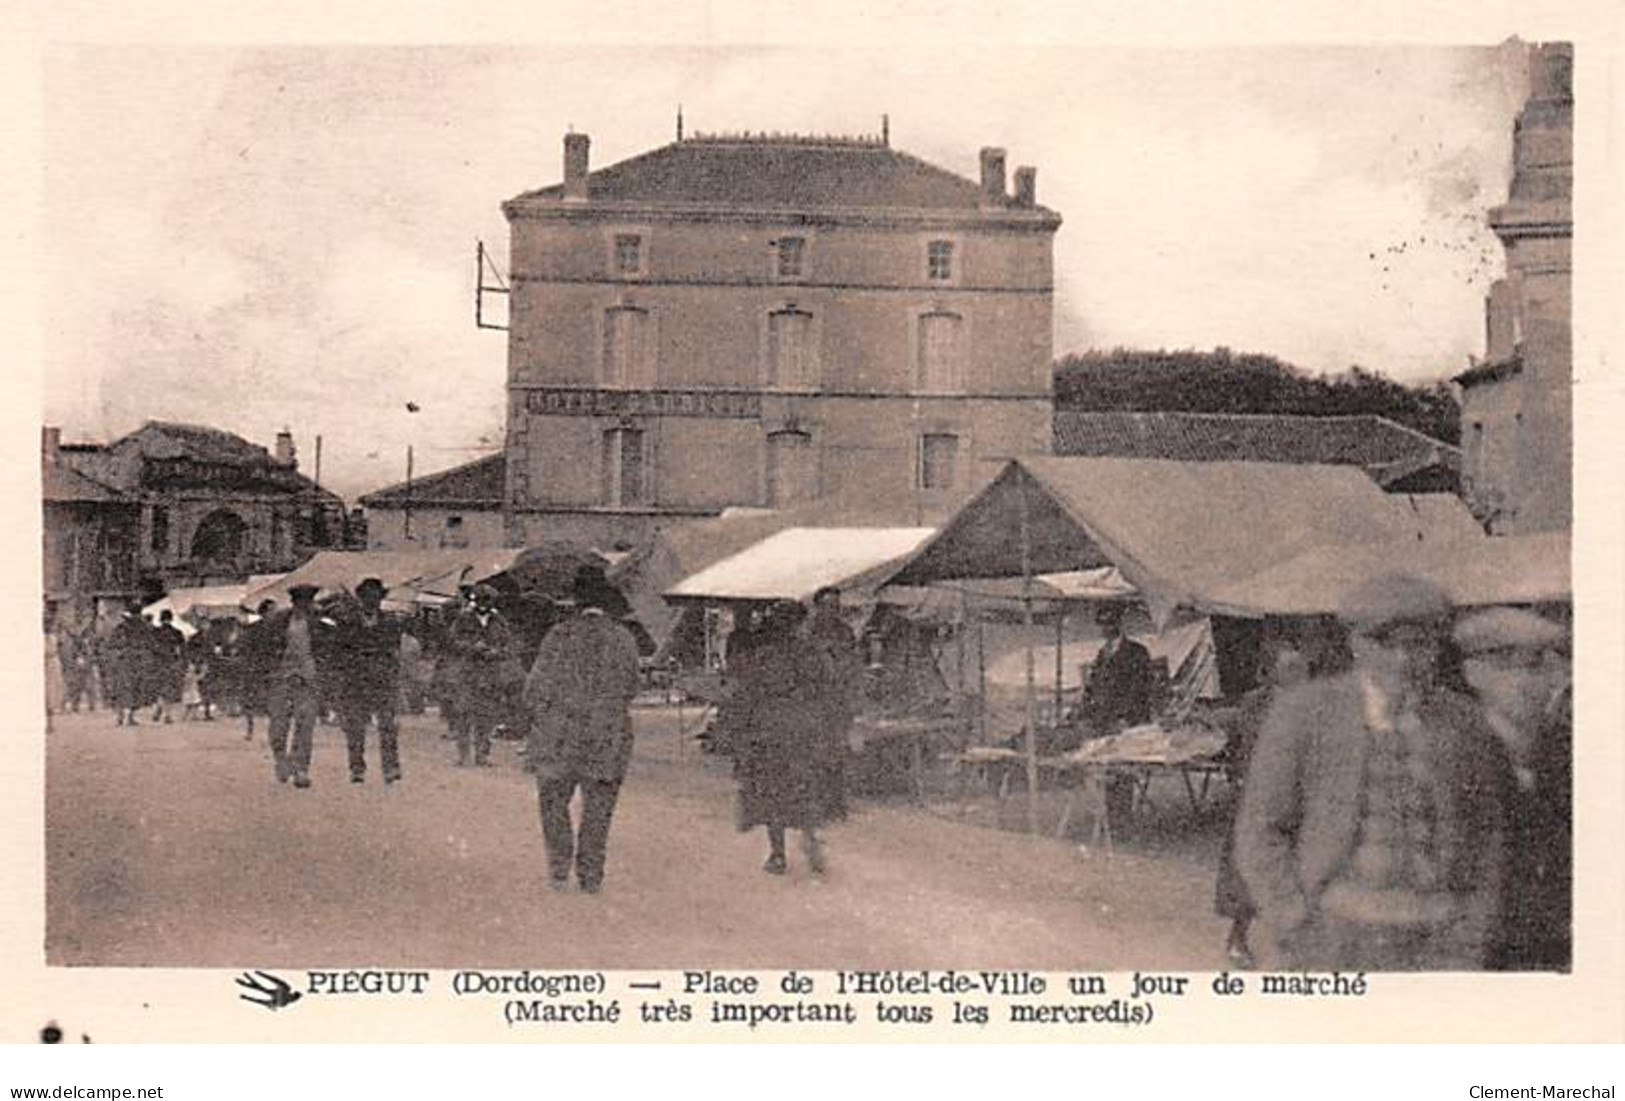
[522,387,763,419]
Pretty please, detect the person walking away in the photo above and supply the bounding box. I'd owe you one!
[149,610,187,723]
[523,565,642,894]
[1235,574,1504,971]
[725,600,844,876]
[1079,603,1155,833]
[250,585,330,788]
[333,578,407,785]
[105,603,151,726]
[447,584,516,767]
[1454,607,1573,972]
[240,600,277,740]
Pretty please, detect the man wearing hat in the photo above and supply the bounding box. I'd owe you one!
[250,584,333,787]
[331,578,408,785]
[1235,573,1504,971]
[446,583,516,766]
[522,565,642,894]
[1078,602,1155,831]
[1455,606,1572,971]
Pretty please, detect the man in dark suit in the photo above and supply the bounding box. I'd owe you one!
[1080,603,1155,829]
[447,584,517,767]
[332,578,408,785]
[1236,574,1504,971]
[249,584,333,788]
[523,566,642,894]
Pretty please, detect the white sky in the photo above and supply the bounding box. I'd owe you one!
[41,44,1531,498]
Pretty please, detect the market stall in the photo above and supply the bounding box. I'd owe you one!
[880,456,1472,832]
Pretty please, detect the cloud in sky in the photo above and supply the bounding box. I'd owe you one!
[42,43,1529,497]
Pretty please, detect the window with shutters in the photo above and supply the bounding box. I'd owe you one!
[916,311,966,393]
[766,308,817,391]
[602,306,655,389]
[601,428,647,507]
[919,433,960,491]
[766,430,816,508]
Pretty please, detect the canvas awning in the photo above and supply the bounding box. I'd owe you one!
[665,527,936,604]
[1204,530,1570,616]
[884,457,1446,621]
[243,545,603,609]
[142,584,258,636]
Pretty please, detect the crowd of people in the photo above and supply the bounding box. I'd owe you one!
[44,561,1573,970]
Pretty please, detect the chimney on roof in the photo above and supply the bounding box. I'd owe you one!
[1013,166,1037,208]
[275,429,296,467]
[564,132,591,201]
[979,147,1006,204]
[42,426,60,463]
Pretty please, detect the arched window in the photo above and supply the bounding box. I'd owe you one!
[766,308,817,390]
[190,509,247,564]
[766,430,816,508]
[602,427,647,507]
[917,311,966,393]
[603,306,654,389]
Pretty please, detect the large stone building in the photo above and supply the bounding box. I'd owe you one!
[51,421,352,592]
[1456,42,1572,534]
[498,127,1062,547]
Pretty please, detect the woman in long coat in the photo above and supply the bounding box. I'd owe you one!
[724,600,846,875]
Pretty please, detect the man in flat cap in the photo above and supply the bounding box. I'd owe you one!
[1455,606,1572,971]
[250,584,333,788]
[331,578,408,785]
[1235,573,1503,971]
[523,565,642,894]
[446,582,516,767]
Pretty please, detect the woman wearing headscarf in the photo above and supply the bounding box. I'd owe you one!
[725,600,846,875]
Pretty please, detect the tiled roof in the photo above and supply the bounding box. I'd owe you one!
[508,137,1058,218]
[1052,412,1459,478]
[129,421,286,466]
[42,459,131,504]
[360,453,506,508]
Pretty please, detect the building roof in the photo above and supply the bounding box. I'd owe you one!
[1052,411,1459,483]
[360,453,506,509]
[125,421,290,467]
[507,136,1059,220]
[42,459,130,504]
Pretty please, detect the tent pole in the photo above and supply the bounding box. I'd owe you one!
[977,617,986,744]
[1017,467,1040,835]
[1054,609,1064,723]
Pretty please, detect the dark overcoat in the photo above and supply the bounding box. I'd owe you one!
[726,633,846,831]
[524,610,642,782]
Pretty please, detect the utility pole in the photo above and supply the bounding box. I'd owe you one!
[404,444,415,542]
